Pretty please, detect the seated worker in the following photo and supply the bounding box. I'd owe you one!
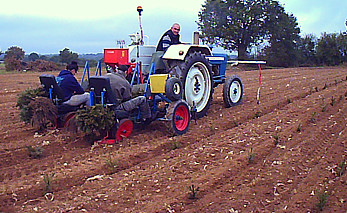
[56,61,90,106]
[105,65,152,121]
[156,23,181,52]
[146,23,181,75]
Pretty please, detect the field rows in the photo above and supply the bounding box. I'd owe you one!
[0,67,346,212]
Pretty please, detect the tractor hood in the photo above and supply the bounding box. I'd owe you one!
[162,44,212,61]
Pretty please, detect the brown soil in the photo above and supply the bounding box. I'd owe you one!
[0,66,346,212]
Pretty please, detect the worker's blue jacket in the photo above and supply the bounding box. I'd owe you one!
[56,70,84,101]
[156,29,180,51]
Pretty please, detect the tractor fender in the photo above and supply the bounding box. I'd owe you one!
[162,44,212,61]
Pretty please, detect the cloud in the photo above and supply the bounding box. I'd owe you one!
[1,0,204,20]
[1,0,345,54]
[0,5,202,54]
[279,0,347,35]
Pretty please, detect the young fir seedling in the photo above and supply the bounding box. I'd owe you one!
[315,189,329,211]
[27,145,44,159]
[339,95,343,102]
[188,184,200,199]
[272,134,279,145]
[105,154,118,174]
[171,141,181,150]
[254,111,261,119]
[296,124,302,132]
[43,172,55,195]
[337,159,346,177]
[330,96,336,106]
[323,83,327,90]
[309,112,317,123]
[248,148,256,163]
[321,104,328,112]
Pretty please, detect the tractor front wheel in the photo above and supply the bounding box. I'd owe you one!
[165,100,191,135]
[223,75,243,108]
[165,77,183,101]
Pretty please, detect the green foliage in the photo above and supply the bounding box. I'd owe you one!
[296,123,302,132]
[198,0,290,60]
[323,83,327,90]
[321,104,328,112]
[272,134,279,145]
[248,147,256,163]
[4,46,25,60]
[105,154,118,174]
[43,173,55,194]
[309,112,317,123]
[315,189,329,211]
[262,11,301,67]
[5,57,22,71]
[339,95,343,102]
[330,96,336,106]
[188,184,200,199]
[29,97,57,132]
[28,52,39,62]
[337,33,347,62]
[171,141,181,150]
[26,59,59,72]
[4,46,25,71]
[253,110,261,119]
[75,105,115,137]
[316,33,345,66]
[59,48,78,64]
[16,87,47,123]
[337,159,346,177]
[26,145,44,159]
[297,34,317,66]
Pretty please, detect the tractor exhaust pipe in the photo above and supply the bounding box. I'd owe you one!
[193,31,200,45]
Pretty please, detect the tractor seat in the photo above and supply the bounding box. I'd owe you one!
[39,74,67,104]
[89,76,133,119]
[89,76,120,106]
[39,74,82,115]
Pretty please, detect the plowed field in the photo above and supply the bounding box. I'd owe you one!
[0,66,346,212]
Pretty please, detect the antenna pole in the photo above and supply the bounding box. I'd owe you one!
[137,6,144,45]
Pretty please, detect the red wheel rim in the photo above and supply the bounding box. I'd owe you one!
[116,119,133,141]
[174,105,189,131]
[63,112,76,128]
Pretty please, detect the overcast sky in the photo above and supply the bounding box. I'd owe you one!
[0,0,346,54]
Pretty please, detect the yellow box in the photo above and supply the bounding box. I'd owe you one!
[150,74,168,93]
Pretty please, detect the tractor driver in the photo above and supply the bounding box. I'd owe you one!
[56,61,90,106]
[156,23,181,52]
[148,23,181,74]
[105,65,152,121]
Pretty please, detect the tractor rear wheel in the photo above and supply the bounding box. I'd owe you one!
[223,75,243,108]
[175,52,213,118]
[165,100,191,135]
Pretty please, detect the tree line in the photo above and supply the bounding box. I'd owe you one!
[198,0,347,67]
[1,0,346,71]
[1,47,99,72]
